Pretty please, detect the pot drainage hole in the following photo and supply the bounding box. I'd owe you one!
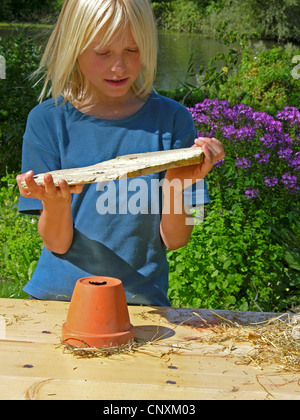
[89,281,107,286]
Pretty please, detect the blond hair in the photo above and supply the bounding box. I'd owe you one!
[36,0,158,103]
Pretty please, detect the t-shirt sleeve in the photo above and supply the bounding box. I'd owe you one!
[171,105,210,205]
[18,107,61,215]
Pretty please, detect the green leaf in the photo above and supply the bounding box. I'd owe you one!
[225,295,236,305]
[28,260,38,280]
[223,260,232,270]
[239,302,249,311]
[284,249,300,271]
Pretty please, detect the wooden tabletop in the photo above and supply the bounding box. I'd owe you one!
[0,298,299,401]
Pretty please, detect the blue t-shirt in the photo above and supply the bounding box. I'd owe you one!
[18,92,209,306]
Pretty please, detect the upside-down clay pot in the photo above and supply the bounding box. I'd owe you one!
[62,277,134,348]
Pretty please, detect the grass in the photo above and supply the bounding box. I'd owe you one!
[0,22,51,30]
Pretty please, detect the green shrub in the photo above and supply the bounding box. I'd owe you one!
[0,30,42,178]
[152,1,203,32]
[168,100,300,312]
[204,0,300,43]
[152,0,300,43]
[0,0,61,23]
[0,174,42,298]
[181,43,300,116]
[216,44,300,115]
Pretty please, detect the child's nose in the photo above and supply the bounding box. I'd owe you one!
[111,57,126,73]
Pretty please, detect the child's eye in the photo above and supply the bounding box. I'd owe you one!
[126,49,139,54]
[95,51,110,56]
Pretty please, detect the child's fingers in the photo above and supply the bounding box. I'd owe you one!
[201,143,214,164]
[19,170,34,189]
[34,173,82,197]
[70,184,83,194]
[17,171,43,198]
[16,176,30,197]
[17,171,83,205]
[44,174,60,195]
[16,173,27,191]
[57,180,83,196]
[195,137,225,162]
[57,179,73,199]
[195,137,220,151]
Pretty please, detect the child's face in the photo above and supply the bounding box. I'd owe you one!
[78,28,142,101]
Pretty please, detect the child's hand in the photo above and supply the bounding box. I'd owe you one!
[16,170,83,207]
[192,137,225,179]
[165,137,225,186]
[17,171,82,254]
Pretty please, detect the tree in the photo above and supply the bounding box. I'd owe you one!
[0,0,61,23]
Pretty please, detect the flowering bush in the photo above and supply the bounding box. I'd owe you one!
[189,99,300,211]
[168,100,300,312]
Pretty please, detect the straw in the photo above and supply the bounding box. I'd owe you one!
[59,338,148,359]
[192,312,300,372]
[59,311,300,372]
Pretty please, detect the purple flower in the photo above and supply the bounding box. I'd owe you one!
[264,177,278,187]
[236,157,252,169]
[260,133,277,149]
[281,172,299,193]
[278,147,293,160]
[289,152,300,171]
[214,158,225,167]
[252,112,282,133]
[266,120,282,133]
[245,188,260,199]
[254,151,270,164]
[277,107,300,128]
[279,133,293,145]
[222,124,236,139]
[236,126,256,141]
[195,113,210,125]
[188,100,300,203]
[222,107,238,122]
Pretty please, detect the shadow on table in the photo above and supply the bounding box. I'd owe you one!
[134,325,175,342]
[145,306,289,329]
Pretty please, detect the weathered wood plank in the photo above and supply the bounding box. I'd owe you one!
[21,147,204,187]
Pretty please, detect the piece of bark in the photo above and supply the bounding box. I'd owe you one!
[21,147,204,187]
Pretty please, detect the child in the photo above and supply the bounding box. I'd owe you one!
[17,0,224,306]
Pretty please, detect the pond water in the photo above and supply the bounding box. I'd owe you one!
[155,31,229,90]
[0,27,271,91]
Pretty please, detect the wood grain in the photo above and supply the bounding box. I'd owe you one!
[21,147,204,187]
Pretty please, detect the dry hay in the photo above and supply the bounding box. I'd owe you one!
[59,338,149,359]
[58,312,194,359]
[193,312,300,372]
[58,311,300,372]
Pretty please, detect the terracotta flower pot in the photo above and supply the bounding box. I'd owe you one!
[62,276,134,348]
